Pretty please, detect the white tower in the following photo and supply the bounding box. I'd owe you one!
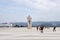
[27,15,32,29]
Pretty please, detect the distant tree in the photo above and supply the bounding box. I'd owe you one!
[20,25,23,27]
[14,25,19,27]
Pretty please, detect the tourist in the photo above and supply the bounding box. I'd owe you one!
[36,26,39,31]
[39,25,44,33]
[53,27,56,32]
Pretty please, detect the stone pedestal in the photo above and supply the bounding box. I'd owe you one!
[27,15,32,29]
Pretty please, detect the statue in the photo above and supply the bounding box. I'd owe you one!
[27,15,32,29]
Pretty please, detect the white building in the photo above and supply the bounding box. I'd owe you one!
[0,23,12,27]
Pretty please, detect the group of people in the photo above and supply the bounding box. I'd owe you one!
[36,25,56,33]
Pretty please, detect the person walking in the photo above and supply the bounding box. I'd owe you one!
[53,27,56,32]
[39,25,44,33]
[37,26,39,31]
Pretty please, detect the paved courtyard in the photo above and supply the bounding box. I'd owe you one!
[0,27,60,40]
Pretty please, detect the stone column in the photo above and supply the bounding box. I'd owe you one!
[27,15,32,29]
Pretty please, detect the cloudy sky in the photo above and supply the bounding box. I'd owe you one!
[0,0,60,23]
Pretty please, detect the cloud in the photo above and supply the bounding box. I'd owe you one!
[12,0,57,9]
[0,0,60,22]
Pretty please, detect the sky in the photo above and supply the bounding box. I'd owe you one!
[0,0,60,23]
